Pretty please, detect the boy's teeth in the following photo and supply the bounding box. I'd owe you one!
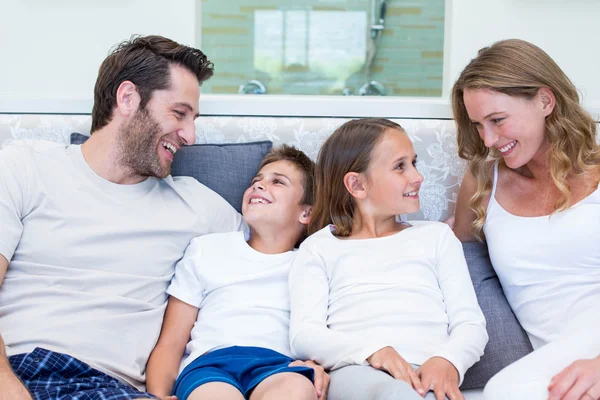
[250,198,269,204]
[403,191,417,197]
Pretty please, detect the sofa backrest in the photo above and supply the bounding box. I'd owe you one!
[0,114,463,222]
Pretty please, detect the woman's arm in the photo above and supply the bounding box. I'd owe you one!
[453,170,480,242]
[146,297,198,398]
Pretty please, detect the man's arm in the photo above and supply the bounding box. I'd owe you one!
[0,145,32,399]
[0,254,7,287]
[0,287,32,400]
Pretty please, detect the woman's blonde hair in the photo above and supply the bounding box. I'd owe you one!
[309,118,404,236]
[451,39,600,240]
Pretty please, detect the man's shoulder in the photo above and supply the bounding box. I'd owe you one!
[168,176,229,204]
[165,176,246,236]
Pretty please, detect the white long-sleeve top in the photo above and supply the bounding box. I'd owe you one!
[289,221,487,383]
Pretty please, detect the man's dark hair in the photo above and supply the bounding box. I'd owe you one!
[91,35,214,132]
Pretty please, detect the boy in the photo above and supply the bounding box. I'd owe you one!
[146,145,326,400]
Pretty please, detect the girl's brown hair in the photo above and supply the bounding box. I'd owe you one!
[451,39,600,240]
[309,118,404,236]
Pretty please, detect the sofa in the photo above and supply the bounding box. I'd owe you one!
[0,113,540,399]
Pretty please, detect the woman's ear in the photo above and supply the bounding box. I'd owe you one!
[343,172,367,200]
[539,87,556,117]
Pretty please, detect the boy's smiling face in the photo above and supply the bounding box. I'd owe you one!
[242,160,309,230]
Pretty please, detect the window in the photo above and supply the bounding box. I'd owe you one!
[199,0,445,96]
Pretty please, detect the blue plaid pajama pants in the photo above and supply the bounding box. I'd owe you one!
[8,348,157,400]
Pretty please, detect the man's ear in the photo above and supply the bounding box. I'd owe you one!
[298,205,312,225]
[115,81,140,117]
[343,172,367,200]
[538,87,556,117]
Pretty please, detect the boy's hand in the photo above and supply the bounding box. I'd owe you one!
[160,396,177,400]
[289,360,330,400]
[367,346,425,395]
[547,355,600,400]
[417,357,463,400]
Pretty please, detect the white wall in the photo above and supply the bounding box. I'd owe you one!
[445,0,600,108]
[0,0,196,111]
[1,0,599,115]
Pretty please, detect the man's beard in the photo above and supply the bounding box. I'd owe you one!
[117,107,170,179]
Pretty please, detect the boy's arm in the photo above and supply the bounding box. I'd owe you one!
[146,297,198,398]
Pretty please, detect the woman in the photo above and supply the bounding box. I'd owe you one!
[452,39,600,400]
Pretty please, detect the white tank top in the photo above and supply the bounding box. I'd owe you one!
[484,162,600,349]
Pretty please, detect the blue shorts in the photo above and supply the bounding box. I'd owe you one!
[173,346,315,400]
[9,347,156,400]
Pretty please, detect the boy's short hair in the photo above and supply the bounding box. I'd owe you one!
[258,145,315,206]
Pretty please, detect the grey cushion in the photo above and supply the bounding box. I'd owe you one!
[70,133,88,145]
[70,133,272,212]
[460,241,533,389]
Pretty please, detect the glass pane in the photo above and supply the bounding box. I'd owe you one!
[200,0,445,96]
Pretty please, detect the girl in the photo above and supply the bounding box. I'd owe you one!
[289,118,487,400]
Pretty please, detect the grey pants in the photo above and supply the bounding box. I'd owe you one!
[328,365,445,400]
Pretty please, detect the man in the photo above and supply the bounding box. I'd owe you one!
[0,35,245,400]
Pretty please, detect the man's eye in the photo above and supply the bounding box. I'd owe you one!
[174,111,185,119]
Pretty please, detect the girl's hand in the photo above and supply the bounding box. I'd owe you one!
[367,346,425,395]
[548,356,600,400]
[289,360,330,400]
[417,357,464,400]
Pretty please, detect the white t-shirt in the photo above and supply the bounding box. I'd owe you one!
[0,141,245,390]
[167,230,295,371]
[484,161,600,349]
[289,222,488,383]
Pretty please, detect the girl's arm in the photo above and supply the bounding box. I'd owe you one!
[432,225,489,384]
[146,296,198,398]
[288,246,391,370]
